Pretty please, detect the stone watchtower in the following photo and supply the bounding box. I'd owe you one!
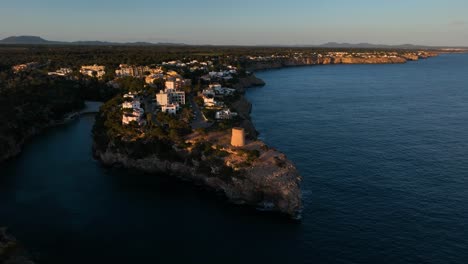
[231,127,246,147]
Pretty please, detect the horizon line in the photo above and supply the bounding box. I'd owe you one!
[1,35,468,48]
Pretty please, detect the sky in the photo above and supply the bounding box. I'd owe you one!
[1,0,467,46]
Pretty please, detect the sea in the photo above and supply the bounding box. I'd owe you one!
[1,54,467,264]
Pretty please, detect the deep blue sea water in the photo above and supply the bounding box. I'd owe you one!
[1,54,468,264]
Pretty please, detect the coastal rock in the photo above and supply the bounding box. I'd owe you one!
[0,126,42,163]
[0,228,35,264]
[400,53,420,61]
[94,144,302,219]
[244,53,438,72]
[233,75,265,93]
[231,95,258,139]
[332,56,407,64]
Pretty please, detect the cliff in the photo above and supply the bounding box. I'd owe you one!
[246,52,437,71]
[0,79,84,164]
[231,95,258,139]
[92,77,302,219]
[94,140,302,218]
[0,228,35,264]
[233,75,265,93]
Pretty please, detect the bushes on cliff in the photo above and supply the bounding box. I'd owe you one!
[237,149,260,163]
[0,76,84,161]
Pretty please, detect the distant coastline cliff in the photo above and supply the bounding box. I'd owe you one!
[244,51,437,71]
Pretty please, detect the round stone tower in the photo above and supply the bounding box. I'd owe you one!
[231,127,245,147]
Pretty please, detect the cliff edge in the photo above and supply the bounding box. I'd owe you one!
[0,228,35,264]
[92,75,302,219]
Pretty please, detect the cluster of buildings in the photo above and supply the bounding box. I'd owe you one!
[156,86,186,115]
[80,65,106,78]
[162,60,213,73]
[12,62,39,73]
[48,67,73,76]
[165,74,191,90]
[200,68,237,81]
[200,84,237,120]
[202,84,235,107]
[122,93,145,125]
[246,54,289,61]
[154,72,189,115]
[215,109,237,120]
[115,64,163,78]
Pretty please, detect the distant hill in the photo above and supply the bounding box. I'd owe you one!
[0,35,186,46]
[0,36,465,49]
[0,36,59,44]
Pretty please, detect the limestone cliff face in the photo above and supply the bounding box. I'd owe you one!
[400,53,420,61]
[332,56,407,64]
[0,137,23,163]
[245,53,438,72]
[94,143,302,219]
[233,75,265,93]
[0,125,47,163]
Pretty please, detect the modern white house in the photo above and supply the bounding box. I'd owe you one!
[202,90,216,107]
[48,68,72,76]
[122,108,145,125]
[122,93,145,125]
[215,109,237,120]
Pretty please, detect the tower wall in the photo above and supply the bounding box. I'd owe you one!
[231,127,245,147]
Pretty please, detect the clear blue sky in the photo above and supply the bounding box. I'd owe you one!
[1,0,467,46]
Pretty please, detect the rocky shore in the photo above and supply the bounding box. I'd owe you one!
[94,141,302,218]
[0,101,100,164]
[0,119,64,163]
[93,74,303,219]
[92,51,436,218]
[245,52,437,71]
[0,228,35,264]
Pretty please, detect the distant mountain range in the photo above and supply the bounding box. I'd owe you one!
[0,36,187,46]
[0,36,466,49]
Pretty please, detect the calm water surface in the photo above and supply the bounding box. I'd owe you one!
[1,54,468,263]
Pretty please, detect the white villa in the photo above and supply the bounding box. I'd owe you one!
[202,89,216,107]
[80,65,106,78]
[48,68,73,76]
[215,109,237,120]
[122,93,145,125]
[209,84,236,96]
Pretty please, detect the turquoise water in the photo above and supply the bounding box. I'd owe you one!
[1,54,468,263]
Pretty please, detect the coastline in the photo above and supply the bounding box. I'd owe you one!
[0,227,35,264]
[1,53,440,219]
[92,53,440,219]
[92,77,303,219]
[0,101,100,164]
[244,51,437,72]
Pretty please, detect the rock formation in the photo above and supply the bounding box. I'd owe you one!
[0,228,35,264]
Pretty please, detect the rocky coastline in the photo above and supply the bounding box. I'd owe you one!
[93,52,439,219]
[245,52,437,72]
[93,75,302,219]
[0,228,35,264]
[0,108,84,164]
